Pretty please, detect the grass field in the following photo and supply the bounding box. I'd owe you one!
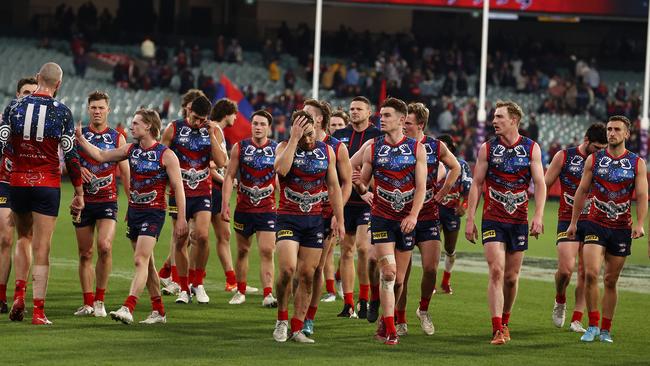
[0,184,648,365]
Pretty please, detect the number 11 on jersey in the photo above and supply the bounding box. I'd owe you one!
[23,103,47,142]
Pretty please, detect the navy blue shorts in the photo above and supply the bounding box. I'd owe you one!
[126,207,166,241]
[276,214,324,249]
[415,220,441,243]
[322,216,333,238]
[370,215,415,252]
[233,210,277,238]
[10,186,60,216]
[581,221,632,257]
[168,195,212,220]
[481,220,528,252]
[0,182,9,209]
[211,187,222,215]
[73,201,118,227]
[556,220,588,244]
[439,205,461,232]
[344,204,370,233]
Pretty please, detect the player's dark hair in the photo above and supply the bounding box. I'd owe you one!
[351,96,372,109]
[608,115,631,131]
[291,110,314,126]
[16,77,37,95]
[181,89,206,117]
[381,97,408,116]
[135,109,162,139]
[87,90,110,105]
[585,122,607,144]
[304,99,332,130]
[437,134,456,155]
[251,110,273,125]
[210,98,238,122]
[408,102,429,128]
[190,95,212,117]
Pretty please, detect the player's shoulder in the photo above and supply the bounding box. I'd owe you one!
[366,124,382,137]
[332,125,352,138]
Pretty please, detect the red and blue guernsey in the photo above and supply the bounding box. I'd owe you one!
[419,136,440,221]
[168,119,212,197]
[128,142,169,210]
[0,93,82,187]
[440,158,472,209]
[237,138,278,213]
[371,136,419,221]
[0,150,12,185]
[79,126,122,203]
[483,136,534,224]
[278,141,329,215]
[321,135,343,219]
[587,149,639,229]
[558,147,591,221]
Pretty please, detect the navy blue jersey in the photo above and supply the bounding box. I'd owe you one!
[333,124,381,205]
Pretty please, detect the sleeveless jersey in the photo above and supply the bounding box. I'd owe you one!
[371,135,419,221]
[333,124,381,206]
[169,119,212,197]
[587,149,639,229]
[483,136,534,224]
[558,147,591,221]
[440,158,473,209]
[0,93,82,187]
[79,126,121,203]
[236,138,278,213]
[128,142,169,210]
[278,141,329,215]
[419,136,441,221]
[321,135,343,219]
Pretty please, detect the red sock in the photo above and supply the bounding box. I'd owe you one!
[571,311,583,323]
[359,284,370,301]
[151,295,165,316]
[306,306,318,321]
[188,269,196,286]
[83,292,94,307]
[502,312,511,326]
[158,263,171,278]
[325,279,335,294]
[179,276,190,292]
[555,294,567,304]
[171,265,180,283]
[124,295,138,313]
[263,287,272,297]
[225,270,236,285]
[95,288,106,302]
[491,316,503,333]
[601,317,612,332]
[33,298,45,315]
[194,268,205,286]
[237,282,247,295]
[396,309,407,324]
[14,279,26,300]
[385,316,397,335]
[441,271,451,286]
[335,269,341,281]
[290,317,304,333]
[0,284,6,302]
[588,311,600,327]
[344,292,354,306]
[419,296,431,312]
[370,284,380,301]
[277,309,289,321]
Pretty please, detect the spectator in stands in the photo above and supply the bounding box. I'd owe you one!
[527,114,539,142]
[191,44,201,68]
[269,59,281,82]
[214,35,225,62]
[437,103,454,134]
[141,37,156,60]
[226,39,243,64]
[614,82,627,102]
[284,68,296,90]
[179,69,195,94]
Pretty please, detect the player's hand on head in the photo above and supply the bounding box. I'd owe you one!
[290,116,306,137]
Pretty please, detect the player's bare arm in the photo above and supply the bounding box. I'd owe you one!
[567,155,594,239]
[435,143,461,202]
[220,142,240,222]
[633,158,647,239]
[164,149,188,240]
[274,116,307,176]
[326,145,345,239]
[209,121,228,168]
[117,134,130,196]
[544,150,565,189]
[530,142,547,238]
[336,143,353,205]
[401,142,426,234]
[465,143,488,243]
[76,127,131,163]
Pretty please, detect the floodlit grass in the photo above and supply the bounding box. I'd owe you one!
[0,184,647,365]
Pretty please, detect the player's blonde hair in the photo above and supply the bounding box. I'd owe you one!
[495,100,524,124]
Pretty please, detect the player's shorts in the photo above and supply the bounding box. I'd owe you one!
[0,182,10,209]
[168,195,212,220]
[556,220,588,244]
[73,202,118,228]
[126,207,166,241]
[581,220,632,257]
[481,220,528,252]
[211,187,222,215]
[322,216,333,238]
[10,186,60,217]
[439,205,461,232]
[415,219,441,244]
[276,214,324,249]
[344,204,371,233]
[370,215,415,252]
[233,210,277,238]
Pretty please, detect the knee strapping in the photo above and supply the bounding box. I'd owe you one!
[378,254,396,266]
[379,271,395,291]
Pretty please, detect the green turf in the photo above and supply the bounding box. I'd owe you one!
[0,184,648,365]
